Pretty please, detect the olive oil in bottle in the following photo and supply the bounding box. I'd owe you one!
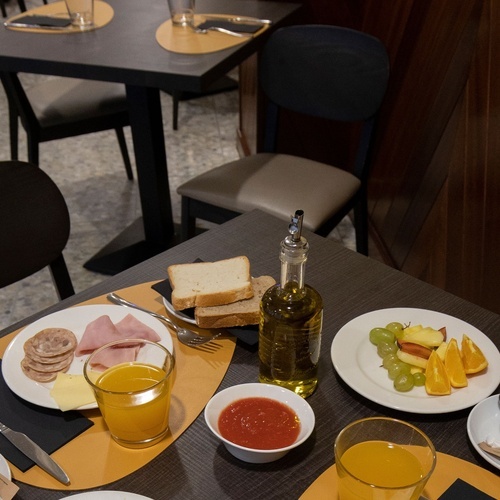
[259,210,323,398]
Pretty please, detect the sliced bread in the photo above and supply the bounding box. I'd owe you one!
[167,256,253,310]
[195,275,276,328]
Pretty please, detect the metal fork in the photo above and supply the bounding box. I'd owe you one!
[107,293,221,347]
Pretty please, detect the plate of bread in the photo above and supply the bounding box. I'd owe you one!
[162,256,275,331]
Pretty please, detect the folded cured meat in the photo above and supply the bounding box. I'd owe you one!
[88,344,141,371]
[114,314,162,342]
[75,314,161,356]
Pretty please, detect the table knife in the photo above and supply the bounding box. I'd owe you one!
[0,421,70,485]
[203,15,272,25]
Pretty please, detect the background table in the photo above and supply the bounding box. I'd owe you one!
[1,210,499,498]
[0,0,300,274]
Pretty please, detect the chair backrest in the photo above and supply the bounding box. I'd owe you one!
[259,25,389,179]
[0,160,71,289]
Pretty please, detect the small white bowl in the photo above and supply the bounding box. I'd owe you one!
[204,383,315,463]
[467,394,500,470]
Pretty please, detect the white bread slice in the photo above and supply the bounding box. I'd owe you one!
[195,275,276,328]
[167,256,253,310]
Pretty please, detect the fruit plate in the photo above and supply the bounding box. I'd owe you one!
[330,308,500,414]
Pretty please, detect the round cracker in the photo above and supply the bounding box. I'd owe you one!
[22,353,74,373]
[23,337,75,364]
[28,328,77,357]
[21,357,71,383]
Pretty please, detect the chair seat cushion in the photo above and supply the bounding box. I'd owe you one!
[27,78,127,127]
[177,153,361,231]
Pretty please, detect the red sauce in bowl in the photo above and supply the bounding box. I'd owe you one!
[218,397,301,450]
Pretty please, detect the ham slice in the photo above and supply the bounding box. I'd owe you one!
[76,315,120,356]
[89,345,141,371]
[114,314,161,343]
[76,313,162,356]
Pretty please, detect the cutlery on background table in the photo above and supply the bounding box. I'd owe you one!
[106,293,222,347]
[203,15,272,25]
[0,421,70,485]
[192,25,253,37]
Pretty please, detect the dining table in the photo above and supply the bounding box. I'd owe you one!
[0,0,301,275]
[0,209,499,499]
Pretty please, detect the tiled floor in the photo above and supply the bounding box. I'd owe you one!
[0,0,355,331]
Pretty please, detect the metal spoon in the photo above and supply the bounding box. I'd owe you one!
[107,292,221,347]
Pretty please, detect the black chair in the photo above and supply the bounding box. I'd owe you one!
[177,25,390,254]
[1,0,46,18]
[0,72,134,180]
[0,160,74,300]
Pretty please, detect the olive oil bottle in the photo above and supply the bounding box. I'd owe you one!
[259,210,323,398]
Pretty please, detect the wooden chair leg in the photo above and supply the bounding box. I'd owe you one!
[1,0,7,18]
[353,199,369,256]
[17,0,27,11]
[181,197,197,241]
[8,101,18,160]
[114,128,133,180]
[27,137,39,166]
[49,254,75,300]
[172,90,181,131]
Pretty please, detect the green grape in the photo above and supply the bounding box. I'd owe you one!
[387,361,411,380]
[377,340,397,358]
[394,373,415,392]
[369,327,395,346]
[413,372,426,386]
[382,353,399,369]
[386,322,405,339]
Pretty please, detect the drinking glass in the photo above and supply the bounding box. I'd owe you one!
[84,339,175,448]
[65,0,94,28]
[167,0,195,26]
[334,417,436,500]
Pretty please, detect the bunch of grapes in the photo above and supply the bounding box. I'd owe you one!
[369,323,426,392]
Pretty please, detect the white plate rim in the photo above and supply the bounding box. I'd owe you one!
[0,453,11,481]
[1,304,174,410]
[162,296,196,325]
[65,492,153,499]
[467,394,500,470]
[330,307,500,414]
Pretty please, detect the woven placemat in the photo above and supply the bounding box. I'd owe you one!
[156,14,267,54]
[4,0,113,34]
[299,452,500,499]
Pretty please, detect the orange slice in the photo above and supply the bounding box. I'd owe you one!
[444,338,468,387]
[461,334,488,374]
[425,350,451,395]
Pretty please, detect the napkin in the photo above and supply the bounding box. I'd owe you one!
[195,20,263,34]
[0,360,94,472]
[438,478,496,499]
[151,279,259,346]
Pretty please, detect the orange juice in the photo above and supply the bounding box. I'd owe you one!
[338,441,425,499]
[95,362,172,446]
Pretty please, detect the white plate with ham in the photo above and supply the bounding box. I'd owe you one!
[1,305,174,410]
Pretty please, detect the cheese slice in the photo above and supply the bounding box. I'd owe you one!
[50,373,96,411]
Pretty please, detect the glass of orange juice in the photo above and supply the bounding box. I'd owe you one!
[83,339,175,448]
[334,417,436,500]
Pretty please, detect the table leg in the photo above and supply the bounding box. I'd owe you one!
[84,86,177,275]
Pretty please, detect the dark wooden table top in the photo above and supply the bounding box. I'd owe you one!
[0,0,300,92]
[1,210,499,498]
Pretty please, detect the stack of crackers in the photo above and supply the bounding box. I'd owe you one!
[21,328,78,382]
